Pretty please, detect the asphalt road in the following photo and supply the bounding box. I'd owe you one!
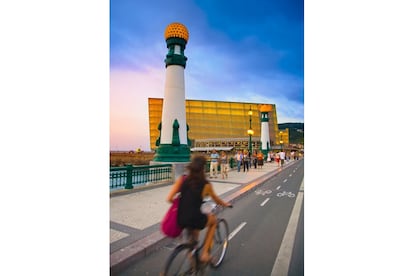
[118,160,304,276]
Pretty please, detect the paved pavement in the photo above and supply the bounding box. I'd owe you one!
[110,160,298,274]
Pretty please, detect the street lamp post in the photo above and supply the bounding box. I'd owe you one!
[247,106,254,153]
[279,131,284,152]
[279,131,285,167]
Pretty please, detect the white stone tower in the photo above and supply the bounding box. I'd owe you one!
[153,22,191,162]
[260,104,272,156]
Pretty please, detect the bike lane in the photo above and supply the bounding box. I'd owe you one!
[110,159,302,274]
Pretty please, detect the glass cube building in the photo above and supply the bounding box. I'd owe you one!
[148,98,287,152]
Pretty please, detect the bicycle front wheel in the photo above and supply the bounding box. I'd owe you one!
[163,244,195,276]
[210,218,229,268]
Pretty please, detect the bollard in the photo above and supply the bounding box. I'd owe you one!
[205,161,210,173]
[229,157,234,168]
[125,164,133,189]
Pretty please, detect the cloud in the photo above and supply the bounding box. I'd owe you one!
[110,67,165,150]
[110,0,304,150]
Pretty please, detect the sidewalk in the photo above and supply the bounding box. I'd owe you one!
[110,161,296,273]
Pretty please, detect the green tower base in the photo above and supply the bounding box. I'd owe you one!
[153,144,191,162]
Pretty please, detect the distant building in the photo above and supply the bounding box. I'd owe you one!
[148,98,289,152]
[277,129,289,150]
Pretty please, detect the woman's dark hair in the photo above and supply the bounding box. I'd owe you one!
[185,154,207,187]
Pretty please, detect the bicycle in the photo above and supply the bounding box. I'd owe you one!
[162,202,232,275]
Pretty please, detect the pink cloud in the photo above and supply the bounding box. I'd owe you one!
[110,67,165,151]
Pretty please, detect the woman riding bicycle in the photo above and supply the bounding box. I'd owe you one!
[166,154,232,263]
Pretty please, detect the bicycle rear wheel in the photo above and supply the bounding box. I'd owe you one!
[163,244,196,276]
[210,218,229,268]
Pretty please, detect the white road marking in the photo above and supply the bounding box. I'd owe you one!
[271,178,304,276]
[283,179,287,183]
[276,191,295,198]
[228,222,247,241]
[260,198,270,206]
[255,189,272,195]
[276,185,281,190]
[289,174,292,177]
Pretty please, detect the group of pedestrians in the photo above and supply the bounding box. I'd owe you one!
[209,149,229,179]
[235,150,250,172]
[234,149,266,173]
[209,149,289,178]
[266,151,287,167]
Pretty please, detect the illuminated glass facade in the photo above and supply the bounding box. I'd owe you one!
[148,98,286,151]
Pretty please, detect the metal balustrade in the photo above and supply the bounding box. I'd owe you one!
[110,164,173,190]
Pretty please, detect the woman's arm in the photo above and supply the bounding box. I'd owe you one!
[166,175,185,203]
[204,183,232,207]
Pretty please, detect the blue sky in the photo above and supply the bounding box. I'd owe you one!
[110,0,304,150]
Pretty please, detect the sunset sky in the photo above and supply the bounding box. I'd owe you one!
[110,0,304,151]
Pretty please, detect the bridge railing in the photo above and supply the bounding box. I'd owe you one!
[110,164,173,190]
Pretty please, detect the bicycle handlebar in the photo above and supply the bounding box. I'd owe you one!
[201,201,233,214]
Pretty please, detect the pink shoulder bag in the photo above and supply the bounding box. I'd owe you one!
[160,175,186,238]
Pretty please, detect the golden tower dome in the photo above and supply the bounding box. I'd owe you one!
[164,22,189,42]
[259,104,273,112]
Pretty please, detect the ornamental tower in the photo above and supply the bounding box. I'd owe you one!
[260,104,272,156]
[153,22,191,162]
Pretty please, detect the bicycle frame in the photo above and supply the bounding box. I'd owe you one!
[163,202,231,275]
[183,229,206,267]
[178,206,222,271]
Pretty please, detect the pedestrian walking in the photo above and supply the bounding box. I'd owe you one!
[279,150,285,167]
[252,150,257,169]
[220,151,228,179]
[275,152,280,167]
[257,150,264,169]
[209,149,219,178]
[243,150,250,172]
[234,150,243,172]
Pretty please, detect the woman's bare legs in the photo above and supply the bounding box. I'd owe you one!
[200,214,217,262]
[187,229,200,267]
